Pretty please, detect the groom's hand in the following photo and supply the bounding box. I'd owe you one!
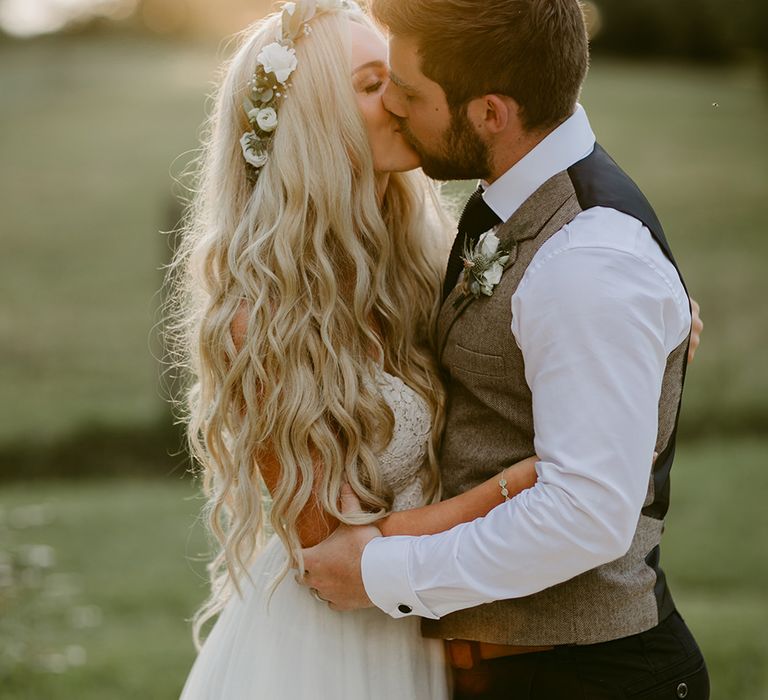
[299,485,382,611]
[688,296,704,363]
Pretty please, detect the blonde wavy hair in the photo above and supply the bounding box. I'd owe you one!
[165,6,451,649]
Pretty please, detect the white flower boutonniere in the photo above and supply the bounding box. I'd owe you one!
[458,231,511,303]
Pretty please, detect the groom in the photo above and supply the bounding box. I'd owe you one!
[303,0,709,697]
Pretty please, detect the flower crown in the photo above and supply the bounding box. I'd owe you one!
[240,0,361,174]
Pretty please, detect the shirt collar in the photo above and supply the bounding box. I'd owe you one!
[481,104,596,222]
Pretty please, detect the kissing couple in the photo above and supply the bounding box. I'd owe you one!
[173,0,709,698]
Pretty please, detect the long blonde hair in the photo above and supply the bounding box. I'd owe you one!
[166,7,451,649]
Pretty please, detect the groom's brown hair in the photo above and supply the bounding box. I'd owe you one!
[371,0,589,131]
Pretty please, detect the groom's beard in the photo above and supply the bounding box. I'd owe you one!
[397,107,492,181]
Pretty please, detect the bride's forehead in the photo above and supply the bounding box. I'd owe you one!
[349,21,387,66]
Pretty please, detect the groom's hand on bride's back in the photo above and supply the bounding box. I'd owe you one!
[688,296,704,363]
[298,484,381,611]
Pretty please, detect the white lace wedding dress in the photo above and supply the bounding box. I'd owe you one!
[179,368,450,700]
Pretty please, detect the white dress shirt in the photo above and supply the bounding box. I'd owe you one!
[361,105,691,620]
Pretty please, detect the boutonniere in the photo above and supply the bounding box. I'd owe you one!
[455,231,511,307]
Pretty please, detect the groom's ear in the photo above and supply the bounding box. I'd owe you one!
[467,94,520,136]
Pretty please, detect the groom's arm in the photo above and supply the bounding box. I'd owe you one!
[360,211,692,619]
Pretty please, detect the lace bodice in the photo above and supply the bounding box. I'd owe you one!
[373,369,433,512]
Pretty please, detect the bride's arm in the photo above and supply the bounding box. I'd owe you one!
[255,448,339,548]
[378,456,538,537]
[232,306,339,549]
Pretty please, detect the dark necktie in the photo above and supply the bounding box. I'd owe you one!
[442,186,503,301]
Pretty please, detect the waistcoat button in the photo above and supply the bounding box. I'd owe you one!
[397,604,413,614]
[676,682,689,698]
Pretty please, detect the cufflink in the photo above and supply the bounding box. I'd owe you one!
[397,604,413,614]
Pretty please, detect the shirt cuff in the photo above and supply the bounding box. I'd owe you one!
[361,535,439,620]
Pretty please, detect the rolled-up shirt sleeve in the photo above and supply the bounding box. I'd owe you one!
[361,211,691,619]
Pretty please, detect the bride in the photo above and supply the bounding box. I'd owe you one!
[169,1,540,698]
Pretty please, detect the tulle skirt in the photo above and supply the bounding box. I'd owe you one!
[179,535,450,699]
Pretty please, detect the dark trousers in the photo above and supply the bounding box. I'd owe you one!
[452,611,709,699]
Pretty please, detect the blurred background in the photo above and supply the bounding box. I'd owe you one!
[0,0,766,697]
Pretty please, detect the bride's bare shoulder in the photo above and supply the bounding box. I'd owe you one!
[231,300,250,353]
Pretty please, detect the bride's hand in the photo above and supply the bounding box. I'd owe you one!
[339,482,363,513]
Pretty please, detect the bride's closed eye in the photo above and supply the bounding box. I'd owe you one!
[354,72,386,95]
[352,59,388,96]
[363,80,384,94]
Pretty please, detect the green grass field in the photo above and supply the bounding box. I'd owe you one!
[1,439,767,699]
[0,34,216,446]
[0,475,209,699]
[0,35,766,447]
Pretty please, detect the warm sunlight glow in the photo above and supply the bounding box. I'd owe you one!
[581,1,603,40]
[0,0,135,37]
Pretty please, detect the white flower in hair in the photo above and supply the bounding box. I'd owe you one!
[316,0,343,10]
[240,132,268,169]
[257,42,298,84]
[256,107,279,132]
[241,0,360,175]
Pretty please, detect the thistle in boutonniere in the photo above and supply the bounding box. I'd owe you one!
[457,231,510,304]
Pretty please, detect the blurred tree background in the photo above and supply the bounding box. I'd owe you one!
[1,0,766,698]
[588,0,767,61]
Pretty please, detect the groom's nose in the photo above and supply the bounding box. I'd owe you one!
[382,80,407,118]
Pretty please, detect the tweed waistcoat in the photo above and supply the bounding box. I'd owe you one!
[421,145,690,646]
